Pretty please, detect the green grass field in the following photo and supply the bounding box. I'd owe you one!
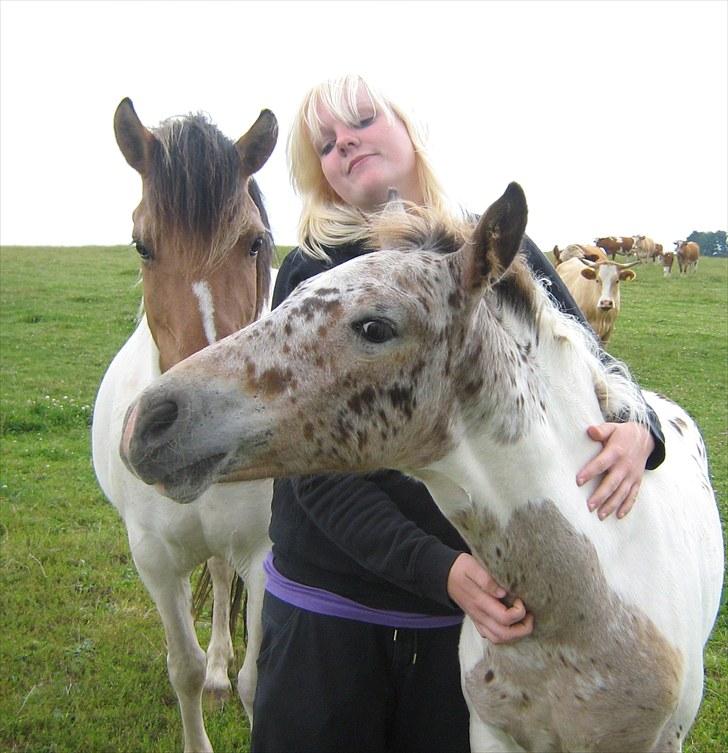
[1,245,726,752]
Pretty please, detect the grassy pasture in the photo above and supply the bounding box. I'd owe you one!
[1,245,726,753]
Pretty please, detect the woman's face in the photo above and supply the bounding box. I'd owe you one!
[314,92,423,211]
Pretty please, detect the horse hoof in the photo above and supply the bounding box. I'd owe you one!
[203,681,232,709]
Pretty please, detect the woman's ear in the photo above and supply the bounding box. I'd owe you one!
[461,182,528,290]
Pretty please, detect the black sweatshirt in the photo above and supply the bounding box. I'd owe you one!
[269,236,666,616]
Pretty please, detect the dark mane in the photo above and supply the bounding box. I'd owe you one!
[492,252,542,326]
[147,113,251,261]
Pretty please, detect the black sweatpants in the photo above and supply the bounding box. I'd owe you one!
[250,592,471,753]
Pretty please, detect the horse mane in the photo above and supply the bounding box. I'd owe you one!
[526,275,648,426]
[368,204,541,322]
[147,113,254,265]
[365,202,469,257]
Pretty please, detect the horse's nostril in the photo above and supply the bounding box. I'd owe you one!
[141,399,180,442]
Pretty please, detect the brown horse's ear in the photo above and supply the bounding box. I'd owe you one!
[235,109,278,177]
[114,98,156,176]
[461,182,528,290]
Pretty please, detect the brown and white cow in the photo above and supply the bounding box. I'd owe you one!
[675,240,700,274]
[557,257,638,345]
[552,244,608,266]
[657,250,675,276]
[594,235,636,259]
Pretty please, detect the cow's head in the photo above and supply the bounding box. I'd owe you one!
[580,260,638,310]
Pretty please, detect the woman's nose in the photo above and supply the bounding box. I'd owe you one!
[336,129,360,154]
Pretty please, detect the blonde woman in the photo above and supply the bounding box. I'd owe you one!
[251,74,664,753]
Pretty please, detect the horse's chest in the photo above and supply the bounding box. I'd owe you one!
[453,500,683,752]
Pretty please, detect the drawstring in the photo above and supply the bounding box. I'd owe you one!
[392,628,418,665]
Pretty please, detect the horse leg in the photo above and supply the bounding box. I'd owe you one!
[203,556,235,703]
[133,548,212,753]
[650,725,683,753]
[236,551,267,724]
[650,659,704,753]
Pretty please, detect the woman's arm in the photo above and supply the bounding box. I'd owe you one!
[292,472,532,642]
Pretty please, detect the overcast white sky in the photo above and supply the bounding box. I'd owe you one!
[1,0,726,251]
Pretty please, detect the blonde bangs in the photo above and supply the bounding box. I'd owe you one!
[302,75,394,149]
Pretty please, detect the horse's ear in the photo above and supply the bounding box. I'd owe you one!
[114,98,156,176]
[461,182,528,290]
[236,109,278,177]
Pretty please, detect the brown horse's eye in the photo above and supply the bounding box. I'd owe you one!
[133,240,153,261]
[250,235,265,258]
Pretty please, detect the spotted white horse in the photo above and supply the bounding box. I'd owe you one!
[119,184,723,753]
[92,99,276,753]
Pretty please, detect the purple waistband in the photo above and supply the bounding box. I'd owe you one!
[264,553,463,629]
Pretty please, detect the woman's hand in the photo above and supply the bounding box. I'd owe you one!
[447,553,534,643]
[577,421,655,520]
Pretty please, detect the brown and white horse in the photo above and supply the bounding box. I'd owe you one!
[119,184,723,752]
[91,98,276,753]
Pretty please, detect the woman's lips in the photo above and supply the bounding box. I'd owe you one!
[348,154,375,174]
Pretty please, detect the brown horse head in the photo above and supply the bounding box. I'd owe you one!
[114,98,277,372]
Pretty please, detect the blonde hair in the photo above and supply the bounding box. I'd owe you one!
[287,73,457,261]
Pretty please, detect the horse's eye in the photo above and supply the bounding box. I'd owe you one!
[250,235,265,258]
[133,240,152,261]
[354,319,397,344]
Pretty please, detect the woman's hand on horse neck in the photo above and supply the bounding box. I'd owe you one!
[447,553,534,643]
[577,421,656,520]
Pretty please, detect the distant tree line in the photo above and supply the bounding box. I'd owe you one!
[685,230,727,257]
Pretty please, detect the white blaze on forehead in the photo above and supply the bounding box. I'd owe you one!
[596,266,619,304]
[192,280,217,344]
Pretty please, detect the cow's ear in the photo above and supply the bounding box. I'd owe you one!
[620,270,637,281]
[461,182,527,290]
[580,267,597,280]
